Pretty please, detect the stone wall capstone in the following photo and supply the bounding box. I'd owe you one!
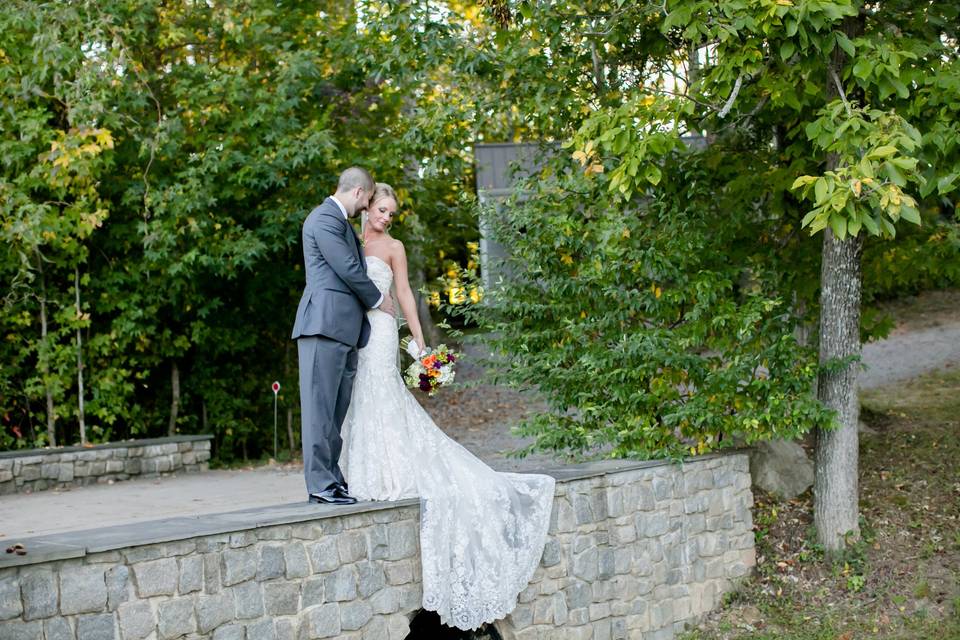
[0,436,212,495]
[0,452,755,640]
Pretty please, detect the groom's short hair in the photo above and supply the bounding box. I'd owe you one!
[338,167,375,193]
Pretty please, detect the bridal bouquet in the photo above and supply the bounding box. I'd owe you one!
[403,342,460,396]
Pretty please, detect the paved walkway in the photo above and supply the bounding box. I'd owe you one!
[3,318,958,544]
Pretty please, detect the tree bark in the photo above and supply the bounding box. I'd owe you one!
[75,267,87,445]
[36,252,56,447]
[814,229,864,552]
[168,361,180,436]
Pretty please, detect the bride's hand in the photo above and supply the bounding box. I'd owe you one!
[406,339,422,360]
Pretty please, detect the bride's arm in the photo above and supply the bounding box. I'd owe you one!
[391,241,427,352]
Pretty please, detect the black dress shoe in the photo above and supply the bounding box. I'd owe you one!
[308,492,356,505]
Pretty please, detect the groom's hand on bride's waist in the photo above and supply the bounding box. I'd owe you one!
[377,295,396,317]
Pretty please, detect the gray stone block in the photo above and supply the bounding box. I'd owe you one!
[324,566,357,601]
[304,603,340,639]
[386,521,418,560]
[222,548,258,586]
[43,617,75,640]
[157,598,197,639]
[308,539,338,573]
[118,601,155,640]
[178,555,203,594]
[0,573,22,620]
[572,546,599,581]
[196,592,235,634]
[263,582,300,616]
[339,601,372,631]
[563,582,592,610]
[212,624,245,640]
[105,565,130,611]
[204,553,222,593]
[58,465,75,483]
[540,538,561,567]
[275,618,296,640]
[61,565,108,615]
[302,576,324,608]
[133,558,178,597]
[283,543,309,579]
[370,586,400,615]
[356,562,386,598]
[337,532,366,564]
[246,618,276,640]
[257,545,285,581]
[231,581,264,619]
[76,613,116,640]
[0,620,42,640]
[366,525,389,560]
[21,568,58,620]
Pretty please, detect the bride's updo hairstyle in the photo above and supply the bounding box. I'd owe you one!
[372,182,397,206]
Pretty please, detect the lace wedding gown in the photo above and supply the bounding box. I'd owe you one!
[340,255,556,630]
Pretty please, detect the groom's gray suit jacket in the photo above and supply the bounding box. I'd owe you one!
[291,197,382,347]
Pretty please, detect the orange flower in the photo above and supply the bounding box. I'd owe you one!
[423,354,438,368]
[428,368,441,378]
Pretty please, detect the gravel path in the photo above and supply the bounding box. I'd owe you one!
[859,321,960,389]
[3,313,958,541]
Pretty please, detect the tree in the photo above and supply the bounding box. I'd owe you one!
[512,0,959,553]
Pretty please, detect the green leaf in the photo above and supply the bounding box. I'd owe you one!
[835,32,855,57]
[899,206,921,225]
[791,175,816,190]
[852,58,872,80]
[645,165,662,186]
[884,162,907,187]
[937,173,957,195]
[870,145,897,159]
[814,177,828,203]
[862,214,880,236]
[780,41,795,61]
[830,214,847,240]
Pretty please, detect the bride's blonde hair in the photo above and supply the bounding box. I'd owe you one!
[362,182,399,236]
[371,182,397,207]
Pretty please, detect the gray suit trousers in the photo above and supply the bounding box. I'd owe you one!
[298,336,358,495]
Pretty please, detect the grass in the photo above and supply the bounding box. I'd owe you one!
[681,368,960,640]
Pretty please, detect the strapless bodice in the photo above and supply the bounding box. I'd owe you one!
[365,255,394,296]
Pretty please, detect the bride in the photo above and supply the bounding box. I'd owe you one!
[340,182,556,631]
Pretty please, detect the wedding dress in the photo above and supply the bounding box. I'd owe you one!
[340,255,556,631]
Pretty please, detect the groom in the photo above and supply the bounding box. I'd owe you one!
[292,167,394,505]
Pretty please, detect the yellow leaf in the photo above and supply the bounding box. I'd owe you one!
[655,287,662,299]
[621,228,630,239]
[776,0,793,5]
[580,310,587,319]
[560,253,573,265]
[852,180,862,197]
[641,95,656,106]
[586,163,604,175]
[572,150,588,165]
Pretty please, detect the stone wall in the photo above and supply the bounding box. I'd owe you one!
[0,453,754,640]
[0,436,212,495]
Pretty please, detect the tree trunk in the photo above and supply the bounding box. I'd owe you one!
[814,229,863,552]
[284,341,296,457]
[813,12,865,555]
[36,252,56,447]
[168,361,180,436]
[75,267,87,445]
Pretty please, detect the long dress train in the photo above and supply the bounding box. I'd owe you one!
[340,255,556,630]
